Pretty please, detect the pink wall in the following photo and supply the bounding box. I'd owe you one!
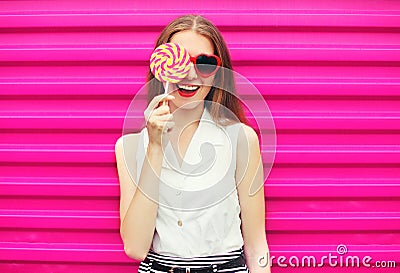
[0,0,399,272]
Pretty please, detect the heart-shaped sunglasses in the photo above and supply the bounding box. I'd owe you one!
[189,54,221,77]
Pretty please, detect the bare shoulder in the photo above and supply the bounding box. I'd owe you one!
[115,132,143,172]
[115,132,143,190]
[115,133,142,155]
[237,123,259,147]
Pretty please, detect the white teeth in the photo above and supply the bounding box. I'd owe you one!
[177,84,200,91]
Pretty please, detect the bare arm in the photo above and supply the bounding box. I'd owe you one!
[115,135,163,260]
[236,125,271,273]
[115,94,175,261]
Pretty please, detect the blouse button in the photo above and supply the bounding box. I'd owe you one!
[177,220,183,227]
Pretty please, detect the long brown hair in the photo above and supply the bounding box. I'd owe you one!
[147,14,247,125]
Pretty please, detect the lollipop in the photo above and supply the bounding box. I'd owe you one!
[150,43,191,96]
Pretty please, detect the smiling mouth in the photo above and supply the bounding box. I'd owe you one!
[177,84,201,97]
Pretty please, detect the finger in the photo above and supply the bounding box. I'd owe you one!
[157,95,175,108]
[148,113,172,124]
[149,119,174,133]
[145,106,170,122]
[158,113,173,122]
[144,102,171,121]
[146,112,172,126]
[147,94,168,110]
[147,94,175,111]
[151,105,171,116]
[162,121,175,133]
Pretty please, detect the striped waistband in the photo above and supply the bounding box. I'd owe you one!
[144,247,244,268]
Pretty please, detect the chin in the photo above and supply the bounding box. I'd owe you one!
[171,86,211,110]
[171,98,203,111]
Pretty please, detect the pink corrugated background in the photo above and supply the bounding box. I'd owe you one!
[0,0,399,272]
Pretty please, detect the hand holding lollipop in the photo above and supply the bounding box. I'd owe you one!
[150,43,191,100]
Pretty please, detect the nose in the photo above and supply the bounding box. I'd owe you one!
[186,62,198,80]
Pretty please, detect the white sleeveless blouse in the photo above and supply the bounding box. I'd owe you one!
[136,108,244,257]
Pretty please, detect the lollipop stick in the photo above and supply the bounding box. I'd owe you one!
[163,81,169,106]
[165,81,169,95]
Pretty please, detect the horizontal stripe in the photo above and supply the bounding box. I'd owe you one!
[138,262,249,273]
[1,9,399,29]
[138,247,248,272]
[146,248,243,264]
[1,79,399,96]
[1,44,399,62]
[1,143,400,165]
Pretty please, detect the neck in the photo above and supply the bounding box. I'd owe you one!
[169,102,205,129]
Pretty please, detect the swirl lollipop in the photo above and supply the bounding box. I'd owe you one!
[150,43,191,97]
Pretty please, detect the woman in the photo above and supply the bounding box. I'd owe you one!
[115,14,271,273]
